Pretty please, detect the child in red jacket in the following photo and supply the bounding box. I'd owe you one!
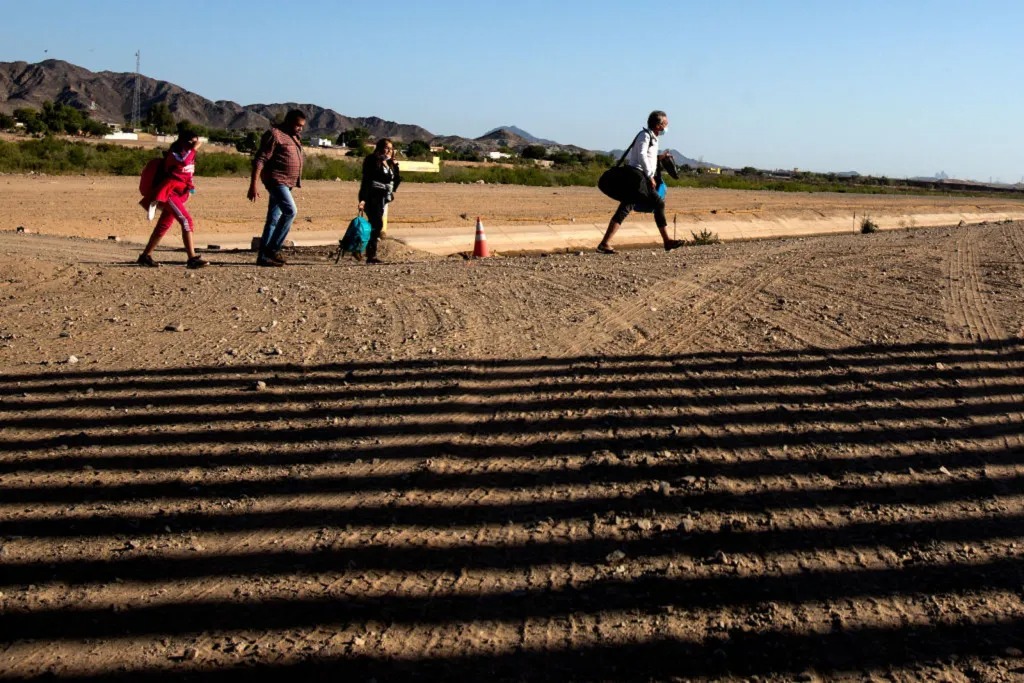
[137,130,209,268]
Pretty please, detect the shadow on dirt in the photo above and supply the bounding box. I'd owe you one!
[1,338,1023,680]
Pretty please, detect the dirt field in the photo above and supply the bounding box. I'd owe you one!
[2,188,1024,680]
[5,174,1024,241]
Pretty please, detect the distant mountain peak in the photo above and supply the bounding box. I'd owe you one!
[481,125,562,147]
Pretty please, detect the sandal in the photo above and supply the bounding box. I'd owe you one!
[596,244,617,255]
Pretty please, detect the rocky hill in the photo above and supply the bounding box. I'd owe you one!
[0,59,432,142]
[0,59,693,160]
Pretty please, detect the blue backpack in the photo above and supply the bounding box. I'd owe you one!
[339,213,371,260]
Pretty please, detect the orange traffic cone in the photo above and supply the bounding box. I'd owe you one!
[472,217,490,258]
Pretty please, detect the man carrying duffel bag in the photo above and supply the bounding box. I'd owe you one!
[596,110,684,255]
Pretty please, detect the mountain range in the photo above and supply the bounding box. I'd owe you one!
[0,59,715,163]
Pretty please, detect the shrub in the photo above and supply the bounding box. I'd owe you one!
[860,216,879,233]
[691,228,720,245]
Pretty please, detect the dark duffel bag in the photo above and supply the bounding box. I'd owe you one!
[598,164,645,202]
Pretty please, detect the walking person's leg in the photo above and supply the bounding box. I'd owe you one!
[653,200,683,251]
[264,185,297,261]
[161,194,209,268]
[138,208,175,266]
[364,204,385,263]
[598,202,632,254]
[258,187,283,263]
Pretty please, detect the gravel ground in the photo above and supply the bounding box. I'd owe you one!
[1,218,1024,681]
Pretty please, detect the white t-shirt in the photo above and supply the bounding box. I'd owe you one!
[625,128,659,179]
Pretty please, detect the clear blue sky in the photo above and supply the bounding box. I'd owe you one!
[1,0,1022,182]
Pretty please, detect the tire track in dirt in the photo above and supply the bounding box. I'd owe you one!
[942,224,1024,456]
[554,250,736,356]
[659,246,804,355]
[742,279,860,349]
[945,227,1004,344]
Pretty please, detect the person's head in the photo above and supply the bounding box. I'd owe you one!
[647,110,668,136]
[282,109,306,136]
[374,138,394,159]
[173,129,201,152]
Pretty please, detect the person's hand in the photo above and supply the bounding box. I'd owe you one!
[358,200,365,211]
[247,184,260,202]
[649,177,658,190]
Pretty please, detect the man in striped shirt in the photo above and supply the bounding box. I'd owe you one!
[248,109,306,267]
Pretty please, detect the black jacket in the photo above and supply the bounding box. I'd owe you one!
[358,154,402,204]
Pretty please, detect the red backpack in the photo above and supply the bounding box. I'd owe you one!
[139,157,162,197]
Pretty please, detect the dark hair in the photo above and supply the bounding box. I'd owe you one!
[171,129,199,153]
[647,110,667,129]
[284,109,306,125]
[374,138,394,154]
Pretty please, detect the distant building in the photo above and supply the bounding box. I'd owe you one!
[156,134,209,144]
[487,151,512,160]
[310,137,333,148]
[104,131,139,141]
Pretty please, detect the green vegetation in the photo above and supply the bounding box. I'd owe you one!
[404,139,431,159]
[690,228,721,245]
[0,136,1021,203]
[860,216,879,233]
[144,103,176,133]
[4,101,111,136]
[0,137,154,174]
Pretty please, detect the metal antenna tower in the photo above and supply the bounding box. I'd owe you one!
[130,51,141,130]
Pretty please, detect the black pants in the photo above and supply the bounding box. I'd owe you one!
[364,201,386,260]
[611,178,666,228]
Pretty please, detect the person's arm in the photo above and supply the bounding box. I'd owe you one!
[638,130,660,190]
[390,159,401,194]
[247,131,276,202]
[638,130,657,180]
[357,155,372,210]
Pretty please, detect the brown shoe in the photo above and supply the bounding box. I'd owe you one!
[268,250,287,264]
[664,239,684,252]
[256,256,283,267]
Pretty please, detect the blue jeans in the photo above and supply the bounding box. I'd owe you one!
[260,184,297,256]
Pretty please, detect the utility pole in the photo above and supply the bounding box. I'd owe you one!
[130,51,141,131]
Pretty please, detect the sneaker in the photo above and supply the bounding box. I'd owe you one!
[186,256,209,269]
[664,239,684,252]
[137,253,159,268]
[256,256,283,267]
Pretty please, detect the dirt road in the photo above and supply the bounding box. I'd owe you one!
[1,219,1024,680]
[5,174,1024,241]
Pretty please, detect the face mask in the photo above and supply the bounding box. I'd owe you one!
[661,128,668,136]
